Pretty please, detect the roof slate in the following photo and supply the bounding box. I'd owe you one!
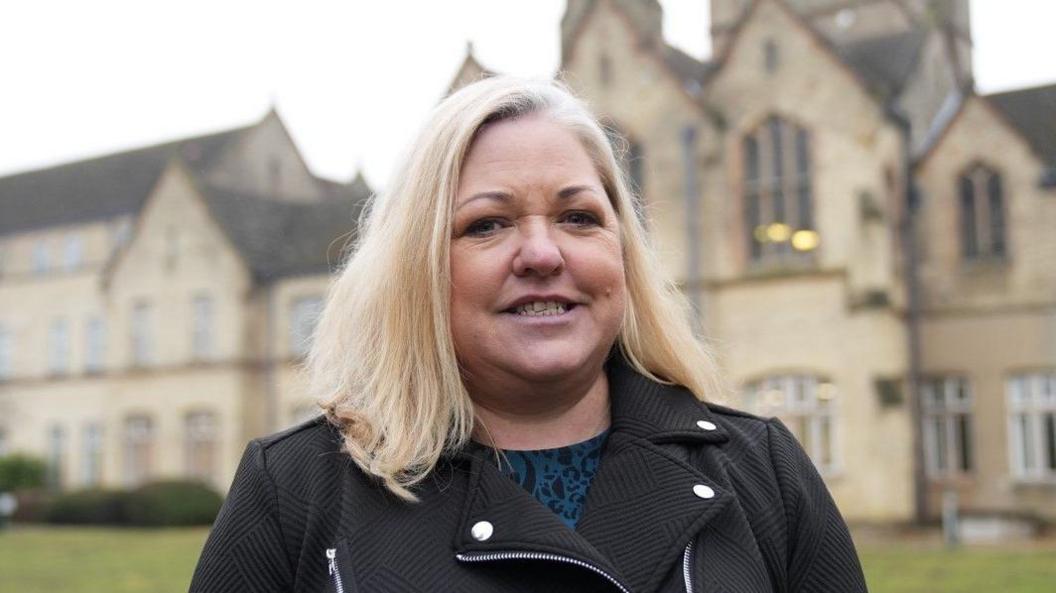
[987,83,1056,166]
[0,126,247,235]
[834,28,929,100]
[198,183,370,282]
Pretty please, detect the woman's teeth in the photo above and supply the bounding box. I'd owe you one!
[512,301,569,316]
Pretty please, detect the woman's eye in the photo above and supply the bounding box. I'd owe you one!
[561,211,601,227]
[464,218,505,236]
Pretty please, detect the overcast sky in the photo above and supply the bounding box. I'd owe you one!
[2,1,1054,189]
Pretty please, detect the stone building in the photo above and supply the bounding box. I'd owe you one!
[0,111,370,491]
[452,0,1053,525]
[1,0,1053,530]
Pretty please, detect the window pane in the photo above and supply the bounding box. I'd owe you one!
[290,296,324,357]
[769,118,785,224]
[957,413,973,472]
[1045,413,1056,472]
[0,326,11,380]
[1019,414,1035,471]
[132,301,153,365]
[987,173,1005,256]
[959,175,977,258]
[819,416,833,467]
[934,417,948,472]
[85,317,106,373]
[192,296,214,360]
[795,128,812,229]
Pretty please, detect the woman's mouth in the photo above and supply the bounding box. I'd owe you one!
[505,301,578,316]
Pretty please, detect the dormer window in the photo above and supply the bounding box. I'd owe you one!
[958,163,1006,260]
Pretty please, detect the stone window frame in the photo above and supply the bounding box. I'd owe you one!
[957,162,1007,261]
[920,376,974,478]
[741,114,817,267]
[743,374,840,476]
[1007,371,1056,482]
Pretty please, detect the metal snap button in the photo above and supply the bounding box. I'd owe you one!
[471,520,494,541]
[696,420,717,431]
[693,484,715,499]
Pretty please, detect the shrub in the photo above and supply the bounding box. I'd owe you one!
[45,488,129,524]
[124,480,223,526]
[0,454,47,492]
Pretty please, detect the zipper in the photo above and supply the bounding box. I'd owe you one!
[682,540,695,593]
[326,548,346,593]
[456,550,631,593]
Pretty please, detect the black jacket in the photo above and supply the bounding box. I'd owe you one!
[190,358,868,593]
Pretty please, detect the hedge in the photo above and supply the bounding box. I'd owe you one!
[0,454,47,492]
[37,480,222,526]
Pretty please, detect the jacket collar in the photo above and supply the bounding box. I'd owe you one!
[452,354,733,593]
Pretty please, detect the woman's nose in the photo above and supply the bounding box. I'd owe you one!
[512,223,564,277]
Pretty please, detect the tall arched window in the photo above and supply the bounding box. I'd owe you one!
[743,375,838,474]
[743,116,817,264]
[958,164,1006,259]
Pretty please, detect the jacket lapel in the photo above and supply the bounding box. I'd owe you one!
[574,358,733,593]
[452,446,631,590]
[451,356,734,593]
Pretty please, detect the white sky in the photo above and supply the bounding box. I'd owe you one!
[1,0,1054,189]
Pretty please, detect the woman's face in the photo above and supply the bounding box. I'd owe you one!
[450,114,626,391]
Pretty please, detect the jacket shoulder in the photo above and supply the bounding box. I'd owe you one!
[250,415,348,496]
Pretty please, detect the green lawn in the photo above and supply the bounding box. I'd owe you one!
[1,526,1054,593]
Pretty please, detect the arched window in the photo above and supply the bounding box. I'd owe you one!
[742,116,816,264]
[123,415,154,487]
[185,411,218,485]
[958,164,1006,259]
[743,375,837,473]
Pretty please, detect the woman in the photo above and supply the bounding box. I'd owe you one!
[190,77,867,593]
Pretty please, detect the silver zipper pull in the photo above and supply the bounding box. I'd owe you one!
[326,548,337,575]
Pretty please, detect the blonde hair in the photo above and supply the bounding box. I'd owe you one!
[312,76,721,500]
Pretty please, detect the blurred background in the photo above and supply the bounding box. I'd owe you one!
[0,1,1054,591]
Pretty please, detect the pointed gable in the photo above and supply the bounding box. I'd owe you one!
[446,42,496,95]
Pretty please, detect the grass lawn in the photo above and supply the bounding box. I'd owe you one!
[1,526,1054,592]
[0,526,209,593]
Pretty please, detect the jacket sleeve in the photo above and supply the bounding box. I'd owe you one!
[190,439,295,593]
[766,418,868,593]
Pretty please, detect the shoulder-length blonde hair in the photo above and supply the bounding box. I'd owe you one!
[312,76,721,500]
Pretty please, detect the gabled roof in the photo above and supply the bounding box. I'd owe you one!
[987,83,1056,166]
[834,28,929,101]
[198,181,370,281]
[662,45,715,93]
[0,125,248,235]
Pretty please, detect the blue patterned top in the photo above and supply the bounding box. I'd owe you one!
[499,430,609,529]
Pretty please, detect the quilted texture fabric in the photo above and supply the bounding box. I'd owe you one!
[189,355,867,593]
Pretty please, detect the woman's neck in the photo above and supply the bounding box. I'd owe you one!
[469,370,611,451]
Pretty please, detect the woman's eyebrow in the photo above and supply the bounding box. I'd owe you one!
[558,185,600,200]
[456,190,512,211]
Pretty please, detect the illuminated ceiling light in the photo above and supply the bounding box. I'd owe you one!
[753,225,771,243]
[766,222,792,242]
[791,229,820,251]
